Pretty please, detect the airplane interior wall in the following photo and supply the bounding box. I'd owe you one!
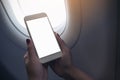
[0,0,118,80]
[71,0,117,80]
[116,0,120,80]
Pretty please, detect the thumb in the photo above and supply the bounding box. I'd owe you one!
[54,33,66,51]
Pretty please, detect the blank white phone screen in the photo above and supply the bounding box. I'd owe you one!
[26,17,61,58]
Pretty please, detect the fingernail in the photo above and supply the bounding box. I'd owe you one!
[26,39,30,44]
[54,32,57,34]
[57,33,60,37]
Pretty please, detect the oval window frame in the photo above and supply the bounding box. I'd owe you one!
[0,0,82,49]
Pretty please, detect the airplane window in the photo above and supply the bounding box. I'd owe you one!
[5,0,66,35]
[1,0,81,48]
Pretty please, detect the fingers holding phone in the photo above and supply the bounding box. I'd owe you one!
[24,39,48,80]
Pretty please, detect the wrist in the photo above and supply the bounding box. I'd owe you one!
[64,66,93,80]
[29,77,40,80]
[65,65,74,75]
[29,76,46,80]
[61,65,75,80]
[29,78,47,80]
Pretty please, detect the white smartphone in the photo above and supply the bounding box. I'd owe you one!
[24,13,62,63]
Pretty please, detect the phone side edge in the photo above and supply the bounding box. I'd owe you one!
[40,51,62,63]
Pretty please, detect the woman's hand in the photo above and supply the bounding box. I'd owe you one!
[50,33,73,79]
[50,33,93,80]
[24,39,48,80]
